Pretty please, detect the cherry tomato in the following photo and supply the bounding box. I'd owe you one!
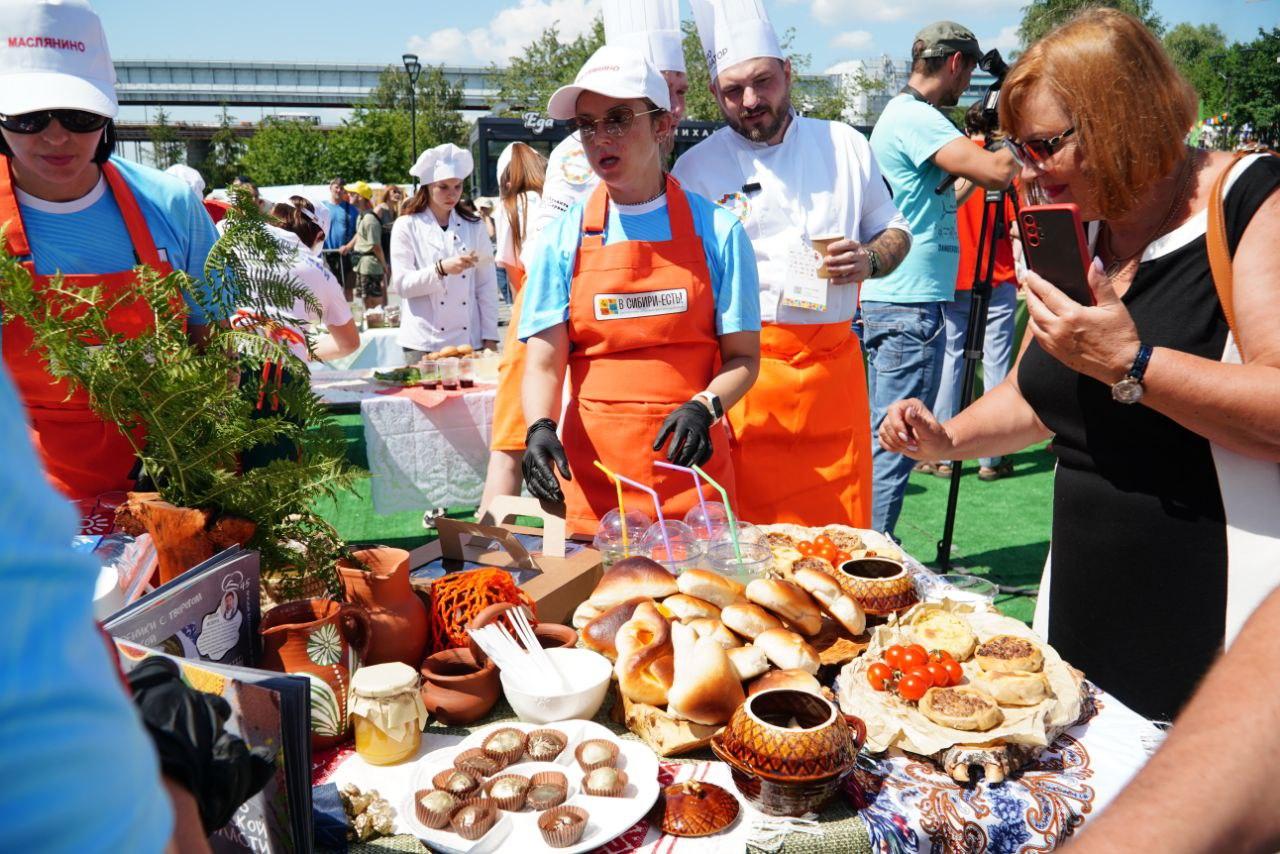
[834,550,852,566]
[897,674,930,702]
[925,662,951,688]
[813,535,835,550]
[867,662,893,691]
[815,544,838,562]
[796,541,816,556]
[942,659,964,685]
[905,665,935,687]
[901,646,929,670]
[929,649,955,664]
[884,645,907,670]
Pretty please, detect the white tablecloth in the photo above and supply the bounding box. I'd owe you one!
[363,388,496,514]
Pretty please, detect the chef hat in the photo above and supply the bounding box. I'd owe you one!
[496,143,516,189]
[689,0,782,80]
[603,0,685,74]
[164,163,205,198]
[410,143,474,184]
[310,199,332,235]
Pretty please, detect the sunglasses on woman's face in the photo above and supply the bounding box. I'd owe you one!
[0,109,111,134]
[568,107,661,142]
[1008,127,1076,166]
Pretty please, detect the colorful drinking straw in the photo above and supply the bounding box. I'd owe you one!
[692,464,742,563]
[592,460,631,557]
[654,461,710,527]
[607,471,674,562]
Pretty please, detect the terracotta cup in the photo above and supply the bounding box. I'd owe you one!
[810,234,844,279]
[420,647,501,726]
[337,545,430,667]
[467,601,577,663]
[260,598,371,749]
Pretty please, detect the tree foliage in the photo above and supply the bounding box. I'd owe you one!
[148,107,184,170]
[241,116,329,185]
[1207,27,1280,146]
[1163,22,1226,110]
[203,104,246,189]
[493,18,606,114]
[1018,0,1164,47]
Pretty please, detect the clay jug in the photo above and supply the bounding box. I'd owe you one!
[337,546,430,667]
[261,598,371,750]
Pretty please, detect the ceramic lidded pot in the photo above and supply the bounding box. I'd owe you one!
[337,546,430,667]
[419,647,501,726]
[261,598,371,750]
[710,688,867,817]
[834,556,918,616]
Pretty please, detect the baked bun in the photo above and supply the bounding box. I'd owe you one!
[975,634,1044,673]
[918,686,1003,732]
[661,594,721,623]
[666,621,745,725]
[747,669,823,697]
[572,600,604,629]
[745,579,822,637]
[589,557,678,609]
[439,346,460,358]
[581,598,647,660]
[687,618,741,650]
[719,602,783,640]
[821,527,864,554]
[726,644,769,681]
[753,628,820,675]
[676,569,746,609]
[970,670,1053,707]
[456,344,474,355]
[614,602,675,707]
[792,567,866,636]
[908,610,978,661]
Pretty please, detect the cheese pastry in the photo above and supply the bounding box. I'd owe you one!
[908,610,978,661]
[970,670,1053,707]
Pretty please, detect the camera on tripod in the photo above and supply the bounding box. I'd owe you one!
[976,49,1010,137]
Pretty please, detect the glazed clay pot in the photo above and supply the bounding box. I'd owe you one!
[834,556,918,616]
[337,546,430,667]
[710,688,867,817]
[261,598,371,750]
[419,648,501,726]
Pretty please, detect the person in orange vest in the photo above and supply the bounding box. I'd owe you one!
[0,0,221,501]
[518,45,762,536]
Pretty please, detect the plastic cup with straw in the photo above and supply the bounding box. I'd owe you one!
[593,460,632,558]
[607,470,674,562]
[692,464,743,563]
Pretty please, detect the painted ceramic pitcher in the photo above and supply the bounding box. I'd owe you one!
[261,598,371,750]
[337,546,430,667]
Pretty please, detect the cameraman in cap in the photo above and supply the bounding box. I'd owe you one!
[866,21,1017,538]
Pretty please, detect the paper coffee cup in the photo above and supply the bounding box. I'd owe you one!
[810,234,844,279]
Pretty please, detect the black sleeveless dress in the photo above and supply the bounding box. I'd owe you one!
[1018,155,1280,721]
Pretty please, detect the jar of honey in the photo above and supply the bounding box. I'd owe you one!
[348,662,428,765]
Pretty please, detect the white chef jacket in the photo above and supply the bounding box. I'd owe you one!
[528,136,599,244]
[389,209,500,352]
[495,190,543,271]
[672,114,909,325]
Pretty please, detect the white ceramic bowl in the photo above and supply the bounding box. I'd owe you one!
[500,647,612,724]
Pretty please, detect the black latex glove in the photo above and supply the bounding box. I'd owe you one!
[128,656,277,835]
[653,400,716,467]
[523,418,571,502]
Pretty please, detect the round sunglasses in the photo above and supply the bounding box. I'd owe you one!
[0,109,111,135]
[567,107,662,142]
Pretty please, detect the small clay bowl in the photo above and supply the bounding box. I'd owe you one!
[535,623,579,649]
[450,799,498,841]
[661,780,740,837]
[538,805,589,848]
[527,771,569,810]
[575,738,618,772]
[482,727,528,766]
[582,766,627,797]
[454,747,506,778]
[484,773,531,811]
[420,648,501,726]
[432,768,481,798]
[525,728,568,762]
[413,789,459,829]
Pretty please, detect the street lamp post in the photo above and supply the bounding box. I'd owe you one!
[402,53,423,186]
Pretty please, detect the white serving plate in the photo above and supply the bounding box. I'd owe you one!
[400,719,659,854]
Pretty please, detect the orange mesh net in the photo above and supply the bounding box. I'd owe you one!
[427,568,536,654]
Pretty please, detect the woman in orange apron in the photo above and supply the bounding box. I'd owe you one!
[517,46,761,536]
[0,46,216,502]
[480,142,547,518]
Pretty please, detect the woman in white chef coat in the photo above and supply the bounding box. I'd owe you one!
[390,143,500,363]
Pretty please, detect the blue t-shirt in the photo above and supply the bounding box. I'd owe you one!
[866,94,965,303]
[321,200,358,250]
[0,364,173,850]
[14,156,219,325]
[518,191,761,340]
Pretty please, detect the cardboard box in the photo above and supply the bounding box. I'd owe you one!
[407,496,603,626]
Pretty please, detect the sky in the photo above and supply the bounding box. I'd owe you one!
[96,0,1274,73]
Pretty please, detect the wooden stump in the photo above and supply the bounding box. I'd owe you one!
[115,492,256,583]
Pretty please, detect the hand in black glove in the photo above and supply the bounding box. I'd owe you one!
[128,656,277,835]
[523,418,571,501]
[653,400,716,468]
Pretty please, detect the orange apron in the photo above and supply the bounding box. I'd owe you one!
[727,321,872,527]
[1,157,177,500]
[560,177,734,536]
[490,265,528,452]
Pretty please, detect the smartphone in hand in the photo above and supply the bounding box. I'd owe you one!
[1019,203,1094,305]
